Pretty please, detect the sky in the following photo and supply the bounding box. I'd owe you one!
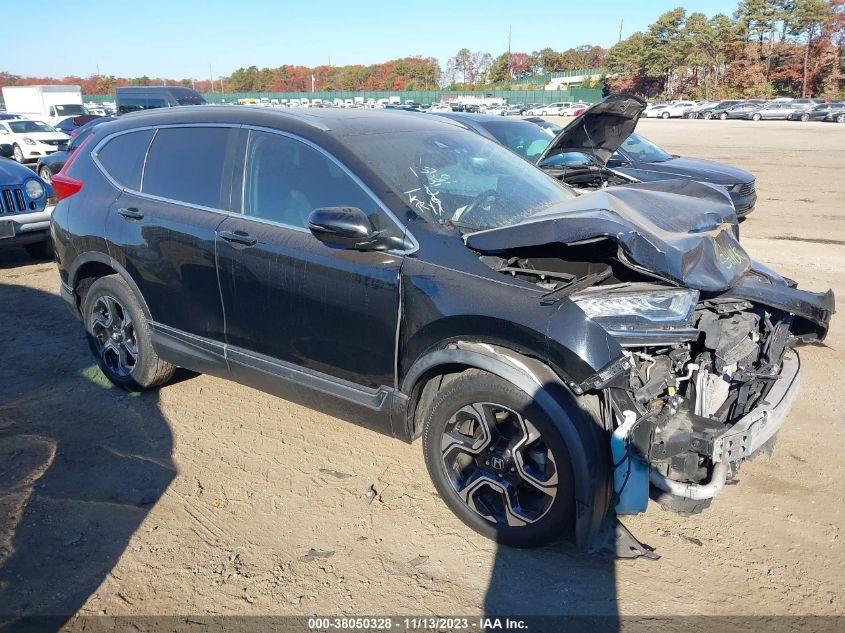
[4,0,741,79]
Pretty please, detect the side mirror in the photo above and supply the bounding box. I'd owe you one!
[308,206,381,250]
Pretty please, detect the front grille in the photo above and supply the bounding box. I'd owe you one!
[0,188,25,214]
[40,139,64,146]
[738,181,755,197]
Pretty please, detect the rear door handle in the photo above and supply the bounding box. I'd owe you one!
[117,207,144,220]
[219,230,257,247]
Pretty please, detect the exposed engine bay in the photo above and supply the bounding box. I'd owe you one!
[473,238,833,514]
[537,164,635,192]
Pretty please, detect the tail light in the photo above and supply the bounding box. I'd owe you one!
[51,133,94,201]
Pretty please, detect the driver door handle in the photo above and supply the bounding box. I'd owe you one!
[117,207,144,220]
[219,230,257,247]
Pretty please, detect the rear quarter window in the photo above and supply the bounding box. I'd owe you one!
[96,129,155,191]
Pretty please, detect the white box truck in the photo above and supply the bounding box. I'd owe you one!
[1,85,88,125]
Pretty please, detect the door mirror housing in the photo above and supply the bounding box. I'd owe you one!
[308,206,382,250]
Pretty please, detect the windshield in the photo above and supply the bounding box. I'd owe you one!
[54,104,88,115]
[9,120,57,133]
[617,133,672,163]
[477,120,555,162]
[349,129,577,230]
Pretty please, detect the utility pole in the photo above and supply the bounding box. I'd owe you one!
[619,18,624,43]
[507,25,512,80]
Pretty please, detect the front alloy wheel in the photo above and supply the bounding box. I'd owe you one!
[441,402,558,527]
[837,114,845,124]
[12,144,24,163]
[39,166,53,183]
[422,370,576,546]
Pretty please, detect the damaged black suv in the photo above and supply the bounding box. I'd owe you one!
[50,101,833,547]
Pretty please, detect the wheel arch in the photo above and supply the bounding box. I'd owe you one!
[400,341,612,548]
[68,252,152,319]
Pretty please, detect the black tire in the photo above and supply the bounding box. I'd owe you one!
[800,113,810,122]
[24,239,53,260]
[422,369,578,546]
[82,274,175,391]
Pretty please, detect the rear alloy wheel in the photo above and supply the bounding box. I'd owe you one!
[661,111,670,119]
[38,166,53,184]
[422,370,575,546]
[837,114,845,124]
[703,112,713,120]
[800,113,810,122]
[752,113,761,121]
[83,274,175,391]
[12,144,24,163]
[719,112,728,120]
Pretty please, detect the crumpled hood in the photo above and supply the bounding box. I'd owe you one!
[465,179,750,293]
[537,93,646,167]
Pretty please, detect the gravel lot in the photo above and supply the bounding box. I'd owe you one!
[0,118,843,621]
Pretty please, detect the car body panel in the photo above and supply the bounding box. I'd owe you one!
[465,179,745,293]
[1,156,51,248]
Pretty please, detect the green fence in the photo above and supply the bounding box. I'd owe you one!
[80,87,603,106]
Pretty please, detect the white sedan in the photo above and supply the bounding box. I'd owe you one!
[0,119,69,163]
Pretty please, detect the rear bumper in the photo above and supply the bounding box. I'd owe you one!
[60,280,82,320]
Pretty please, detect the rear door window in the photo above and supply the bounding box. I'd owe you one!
[142,127,240,210]
[96,129,155,191]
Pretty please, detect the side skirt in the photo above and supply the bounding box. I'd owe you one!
[149,321,402,438]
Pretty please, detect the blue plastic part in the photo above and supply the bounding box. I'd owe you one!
[611,411,650,514]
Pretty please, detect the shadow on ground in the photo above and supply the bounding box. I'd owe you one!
[0,255,175,629]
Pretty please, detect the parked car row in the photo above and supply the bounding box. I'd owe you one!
[645,97,845,122]
[431,101,757,217]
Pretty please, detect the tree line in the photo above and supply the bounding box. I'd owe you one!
[1,1,842,98]
[606,0,845,98]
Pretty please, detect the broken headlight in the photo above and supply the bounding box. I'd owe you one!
[573,288,699,331]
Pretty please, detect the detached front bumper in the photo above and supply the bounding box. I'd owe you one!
[650,350,801,501]
[711,350,800,463]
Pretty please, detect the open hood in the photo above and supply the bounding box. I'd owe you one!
[536,93,646,167]
[465,179,750,293]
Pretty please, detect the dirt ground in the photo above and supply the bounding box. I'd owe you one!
[0,118,843,622]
